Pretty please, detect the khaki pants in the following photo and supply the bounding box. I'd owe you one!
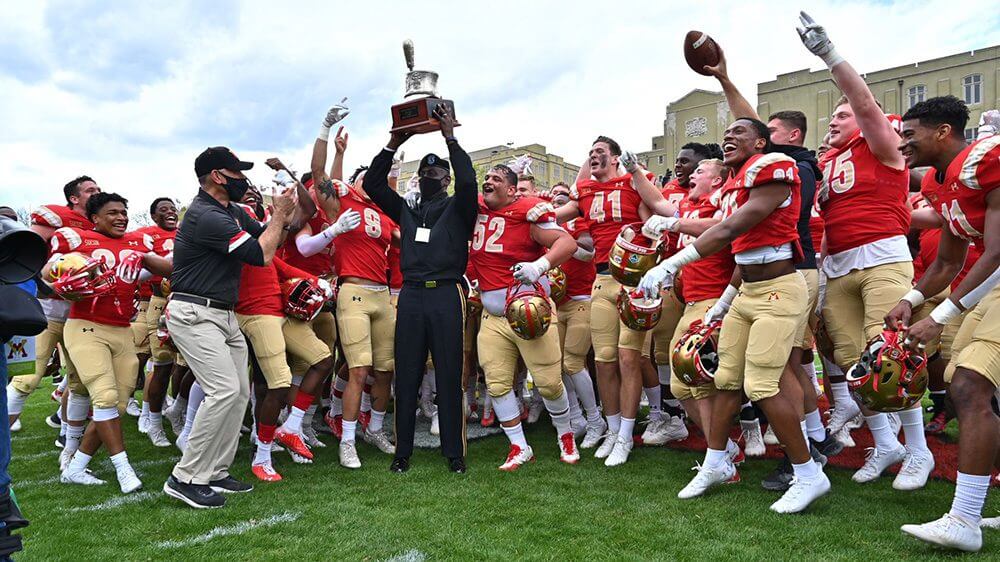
[166,299,250,485]
[237,314,293,389]
[947,284,1000,386]
[63,319,138,411]
[643,288,685,364]
[797,269,820,348]
[146,295,176,366]
[336,284,395,371]
[131,300,150,354]
[285,316,334,377]
[12,319,77,395]
[557,299,592,375]
[479,312,564,400]
[669,299,720,401]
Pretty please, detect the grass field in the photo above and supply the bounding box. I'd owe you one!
[9,388,999,561]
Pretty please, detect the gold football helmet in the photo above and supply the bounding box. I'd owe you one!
[672,319,722,387]
[616,287,662,331]
[608,223,663,287]
[846,330,928,412]
[547,267,568,304]
[504,281,552,340]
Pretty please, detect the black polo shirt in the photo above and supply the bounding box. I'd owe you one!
[170,189,266,304]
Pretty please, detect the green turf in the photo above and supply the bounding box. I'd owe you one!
[9,389,998,561]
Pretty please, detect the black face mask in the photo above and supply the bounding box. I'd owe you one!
[419,177,445,200]
[223,176,250,201]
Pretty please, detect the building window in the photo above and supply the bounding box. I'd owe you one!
[907,85,925,108]
[657,155,664,165]
[965,127,979,143]
[963,74,982,105]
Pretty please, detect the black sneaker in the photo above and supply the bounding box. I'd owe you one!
[209,476,253,494]
[54,434,65,449]
[163,476,225,509]
[810,443,828,467]
[810,432,843,458]
[390,457,410,473]
[447,457,466,474]
[45,414,61,429]
[761,455,793,491]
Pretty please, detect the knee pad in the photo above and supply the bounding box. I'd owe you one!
[67,392,91,422]
[92,406,119,422]
[491,390,520,422]
[486,380,512,400]
[6,387,27,416]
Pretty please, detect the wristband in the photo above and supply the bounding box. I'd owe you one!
[532,256,551,273]
[445,136,458,144]
[719,284,739,306]
[318,125,331,141]
[821,49,845,69]
[665,244,702,272]
[900,289,925,308]
[929,298,962,325]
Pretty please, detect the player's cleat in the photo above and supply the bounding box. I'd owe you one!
[580,418,608,449]
[769,470,830,514]
[558,432,580,464]
[499,444,534,472]
[430,412,440,436]
[833,425,856,448]
[59,448,73,472]
[126,398,141,417]
[892,447,935,491]
[339,440,361,469]
[358,410,371,433]
[275,429,313,460]
[61,469,106,486]
[302,424,326,449]
[50,388,64,402]
[420,398,436,420]
[827,400,862,435]
[163,476,225,509]
[164,406,185,435]
[639,418,667,446]
[761,456,793,492]
[390,457,410,473]
[116,465,143,494]
[925,410,952,435]
[678,461,738,499]
[594,433,618,459]
[853,445,907,483]
[45,414,61,429]
[847,411,864,430]
[467,401,480,422]
[902,513,982,552]
[251,463,282,482]
[55,434,65,449]
[571,417,588,439]
[240,424,251,435]
[324,412,343,440]
[729,445,745,466]
[10,419,21,433]
[148,426,172,448]
[741,419,766,457]
[138,414,150,434]
[604,435,634,467]
[810,431,844,458]
[763,424,779,446]
[363,429,396,455]
[527,398,544,424]
[480,410,496,428]
[288,450,312,464]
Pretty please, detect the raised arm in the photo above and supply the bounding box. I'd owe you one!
[436,106,478,231]
[620,151,679,217]
[702,45,759,120]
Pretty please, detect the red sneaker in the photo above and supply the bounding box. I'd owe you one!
[50,388,64,402]
[275,429,313,460]
[325,413,343,440]
[729,447,746,466]
[481,411,496,428]
[252,463,282,482]
[559,432,580,464]
[499,444,534,471]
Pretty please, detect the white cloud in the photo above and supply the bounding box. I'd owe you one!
[1,0,997,217]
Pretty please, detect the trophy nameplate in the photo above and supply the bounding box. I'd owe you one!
[390,40,459,133]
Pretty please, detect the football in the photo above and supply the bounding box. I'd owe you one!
[684,30,721,75]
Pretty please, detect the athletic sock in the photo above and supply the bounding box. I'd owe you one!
[865,413,900,450]
[420,370,435,405]
[897,405,930,453]
[369,410,385,433]
[618,417,635,440]
[792,459,820,479]
[361,377,373,414]
[331,376,347,416]
[830,381,851,406]
[644,386,662,422]
[140,401,150,419]
[66,451,92,474]
[502,422,529,449]
[6,386,26,417]
[491,390,522,423]
[951,472,990,524]
[110,451,131,473]
[64,424,84,456]
[282,392,313,433]
[542,392,572,435]
[305,404,318,428]
[802,361,819,389]
[562,375,582,418]
[704,447,727,468]
[255,423,275,465]
[656,364,671,386]
[342,419,357,443]
[568,369,600,421]
[804,408,826,441]
[606,413,621,436]
[60,421,68,437]
[148,412,163,432]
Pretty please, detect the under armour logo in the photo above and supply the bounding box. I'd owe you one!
[768,292,780,301]
[595,284,602,291]
[352,296,362,302]
[82,327,95,332]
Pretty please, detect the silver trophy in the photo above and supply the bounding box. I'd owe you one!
[391,39,457,133]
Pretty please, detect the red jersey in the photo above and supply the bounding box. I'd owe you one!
[135,225,176,299]
[573,172,652,263]
[332,189,394,284]
[471,196,557,291]
[31,204,94,231]
[921,136,1000,254]
[50,227,153,327]
[279,207,335,277]
[719,153,802,256]
[236,256,316,317]
[818,129,910,254]
[677,189,735,303]
[809,192,824,254]
[660,180,688,257]
[559,218,597,298]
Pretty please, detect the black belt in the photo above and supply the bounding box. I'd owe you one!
[170,293,235,311]
[403,278,463,289]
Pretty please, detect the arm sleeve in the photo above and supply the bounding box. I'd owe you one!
[295,226,335,257]
[196,209,266,267]
[448,141,479,231]
[795,162,817,262]
[273,256,317,282]
[363,149,403,223]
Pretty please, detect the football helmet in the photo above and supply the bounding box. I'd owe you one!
[504,281,552,340]
[50,253,117,301]
[281,278,326,321]
[160,278,172,297]
[547,267,568,304]
[608,223,663,287]
[156,315,177,352]
[616,288,662,331]
[846,329,928,412]
[672,319,722,387]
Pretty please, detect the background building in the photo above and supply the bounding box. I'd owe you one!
[398,143,580,192]
[641,44,1000,179]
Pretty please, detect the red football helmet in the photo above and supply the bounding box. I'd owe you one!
[281,277,325,321]
[616,288,662,331]
[672,319,722,387]
[51,253,118,301]
[504,281,552,340]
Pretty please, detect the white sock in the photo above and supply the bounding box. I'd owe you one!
[369,410,385,433]
[140,401,150,418]
[865,413,900,450]
[804,409,826,442]
[180,383,205,441]
[606,413,621,435]
[644,386,662,422]
[618,417,635,440]
[342,418,357,443]
[331,377,347,416]
[704,447,727,468]
[283,407,306,433]
[360,388,372,414]
[802,361,818,388]
[502,422,529,449]
[897,405,930,453]
[60,421,68,437]
[656,364,671,386]
[569,369,600,421]
[66,451,92,474]
[830,381,851,406]
[253,440,272,466]
[562,375,582,419]
[305,404,317,427]
[110,451,131,472]
[792,459,820,479]
[148,412,163,431]
[64,424,84,456]
[421,370,435,404]
[800,419,810,443]
[951,472,990,524]
[542,392,572,435]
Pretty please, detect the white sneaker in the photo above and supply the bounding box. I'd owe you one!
[741,419,766,457]
[138,413,150,434]
[175,432,189,453]
[853,445,907,483]
[902,513,982,552]
[677,461,738,499]
[420,399,436,420]
[763,424,779,446]
[116,465,143,494]
[827,400,861,434]
[288,450,312,464]
[661,416,689,442]
[339,440,361,469]
[893,447,935,491]
[642,417,687,446]
[770,470,831,514]
[571,416,588,439]
[604,435,634,467]
[640,418,667,445]
[980,516,1000,529]
[302,424,326,448]
[430,413,440,436]
[499,444,534,471]
[148,426,172,448]
[527,398,544,424]
[9,419,20,433]
[580,418,608,449]
[126,398,141,417]
[59,448,74,472]
[888,413,902,438]
[363,429,396,455]
[61,469,106,486]
[594,433,618,459]
[847,411,864,430]
[163,394,174,410]
[833,426,856,448]
[558,432,580,464]
[164,406,185,435]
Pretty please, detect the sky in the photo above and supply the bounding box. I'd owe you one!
[2,0,998,217]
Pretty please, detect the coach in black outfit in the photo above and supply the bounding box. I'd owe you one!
[363,105,477,474]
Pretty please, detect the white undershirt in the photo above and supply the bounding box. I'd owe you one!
[822,235,911,279]
[734,243,793,265]
[40,298,71,322]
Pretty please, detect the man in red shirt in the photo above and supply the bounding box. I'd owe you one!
[47,193,171,494]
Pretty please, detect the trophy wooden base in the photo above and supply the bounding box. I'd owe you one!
[390,97,459,134]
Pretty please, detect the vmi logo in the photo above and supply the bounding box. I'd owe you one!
[6,340,27,359]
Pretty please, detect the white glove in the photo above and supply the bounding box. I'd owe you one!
[642,215,679,240]
[978,110,1000,139]
[116,251,144,284]
[318,97,350,140]
[796,12,843,68]
[512,257,550,284]
[330,209,361,237]
[273,170,294,187]
[389,151,404,179]
[404,189,421,210]
[620,150,640,174]
[508,154,533,175]
[637,262,675,299]
[316,278,334,300]
[704,285,738,324]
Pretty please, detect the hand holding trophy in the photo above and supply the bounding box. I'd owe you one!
[390,39,459,134]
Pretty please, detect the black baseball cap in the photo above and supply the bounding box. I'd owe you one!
[417,153,450,174]
[194,146,254,178]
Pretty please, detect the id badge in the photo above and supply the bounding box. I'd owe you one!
[415,227,431,243]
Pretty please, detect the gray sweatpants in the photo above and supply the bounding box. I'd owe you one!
[165,299,250,485]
